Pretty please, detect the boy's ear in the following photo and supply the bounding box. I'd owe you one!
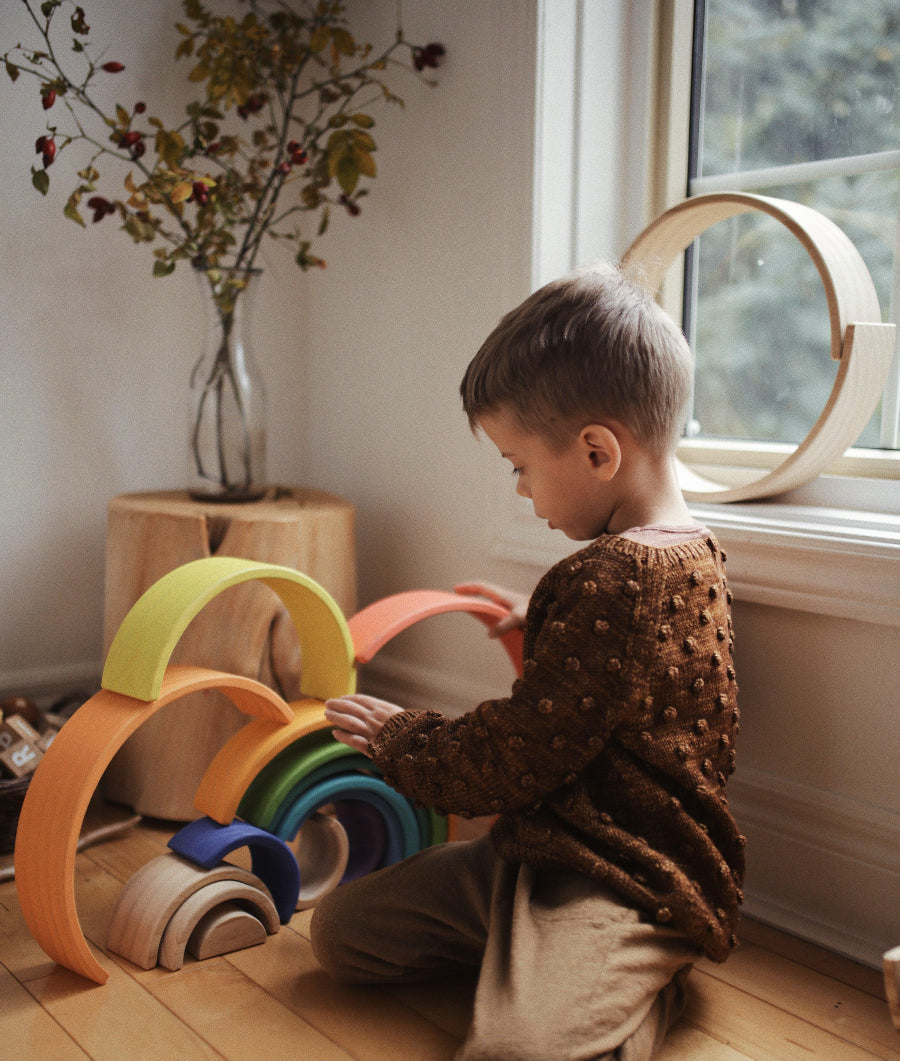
[579,424,621,481]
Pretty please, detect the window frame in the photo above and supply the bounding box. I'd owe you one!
[669,0,900,482]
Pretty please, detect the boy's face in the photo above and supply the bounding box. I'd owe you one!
[478,407,613,541]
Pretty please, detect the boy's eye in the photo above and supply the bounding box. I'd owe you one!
[511,466,523,478]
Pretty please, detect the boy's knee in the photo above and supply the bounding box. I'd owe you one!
[309,892,354,982]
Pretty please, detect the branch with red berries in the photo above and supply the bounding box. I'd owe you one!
[3,0,444,280]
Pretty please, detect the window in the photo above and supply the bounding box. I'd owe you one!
[494,0,899,586]
[684,0,900,473]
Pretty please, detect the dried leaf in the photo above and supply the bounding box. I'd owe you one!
[170,180,194,203]
[63,190,85,226]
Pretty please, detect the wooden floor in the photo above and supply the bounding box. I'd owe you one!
[1,812,896,1060]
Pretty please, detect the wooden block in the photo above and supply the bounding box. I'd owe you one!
[106,851,276,971]
[0,738,43,778]
[0,696,41,730]
[0,714,41,752]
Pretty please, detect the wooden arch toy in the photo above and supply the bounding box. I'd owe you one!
[14,667,293,985]
[622,192,896,503]
[102,556,356,702]
[15,562,524,985]
[193,588,523,826]
[105,855,280,972]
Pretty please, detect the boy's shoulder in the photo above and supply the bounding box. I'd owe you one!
[532,528,724,614]
[548,526,719,578]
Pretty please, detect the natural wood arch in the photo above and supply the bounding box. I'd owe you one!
[105,855,279,972]
[621,192,896,503]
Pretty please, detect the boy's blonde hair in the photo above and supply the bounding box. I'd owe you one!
[460,262,693,455]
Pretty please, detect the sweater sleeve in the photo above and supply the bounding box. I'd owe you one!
[368,555,641,816]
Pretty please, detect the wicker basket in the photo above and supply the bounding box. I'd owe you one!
[0,774,31,855]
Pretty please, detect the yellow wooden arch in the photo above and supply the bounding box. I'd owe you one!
[101,556,356,702]
[622,192,896,503]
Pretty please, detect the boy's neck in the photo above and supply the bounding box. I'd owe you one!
[604,452,693,535]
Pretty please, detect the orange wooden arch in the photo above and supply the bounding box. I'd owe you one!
[14,665,292,985]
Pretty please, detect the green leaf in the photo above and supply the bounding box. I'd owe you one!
[353,146,376,179]
[350,129,376,152]
[335,154,358,195]
[309,25,330,53]
[123,214,156,242]
[350,113,374,128]
[32,168,50,195]
[153,259,176,276]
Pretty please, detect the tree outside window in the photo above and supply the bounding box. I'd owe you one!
[688,0,900,450]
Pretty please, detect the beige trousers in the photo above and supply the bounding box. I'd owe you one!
[310,835,698,1061]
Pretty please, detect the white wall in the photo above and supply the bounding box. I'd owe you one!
[1,0,897,969]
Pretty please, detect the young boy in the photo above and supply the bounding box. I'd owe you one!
[314,263,745,1060]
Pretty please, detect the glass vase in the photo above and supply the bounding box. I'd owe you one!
[189,266,267,502]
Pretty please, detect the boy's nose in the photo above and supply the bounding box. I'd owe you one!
[515,479,531,500]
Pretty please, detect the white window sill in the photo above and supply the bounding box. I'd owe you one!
[490,475,900,628]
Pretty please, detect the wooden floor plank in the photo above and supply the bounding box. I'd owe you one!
[140,957,355,1061]
[24,959,224,1060]
[4,813,898,1060]
[657,1019,755,1060]
[0,879,63,983]
[686,967,887,1061]
[739,917,886,1000]
[701,939,897,1058]
[0,963,90,1061]
[228,924,462,1060]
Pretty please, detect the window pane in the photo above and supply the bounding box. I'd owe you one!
[699,0,900,176]
[692,170,899,444]
[692,0,900,450]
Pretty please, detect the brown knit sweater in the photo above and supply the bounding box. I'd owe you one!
[369,532,745,962]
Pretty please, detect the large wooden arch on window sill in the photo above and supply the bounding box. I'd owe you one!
[622,192,897,503]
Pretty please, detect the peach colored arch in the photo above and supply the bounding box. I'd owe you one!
[194,592,525,826]
[14,665,292,986]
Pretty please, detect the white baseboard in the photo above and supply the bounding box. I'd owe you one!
[362,655,899,969]
[728,768,899,969]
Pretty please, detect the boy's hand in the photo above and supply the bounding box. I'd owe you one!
[324,694,405,756]
[454,580,529,637]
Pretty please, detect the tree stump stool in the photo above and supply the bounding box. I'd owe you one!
[101,488,356,821]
